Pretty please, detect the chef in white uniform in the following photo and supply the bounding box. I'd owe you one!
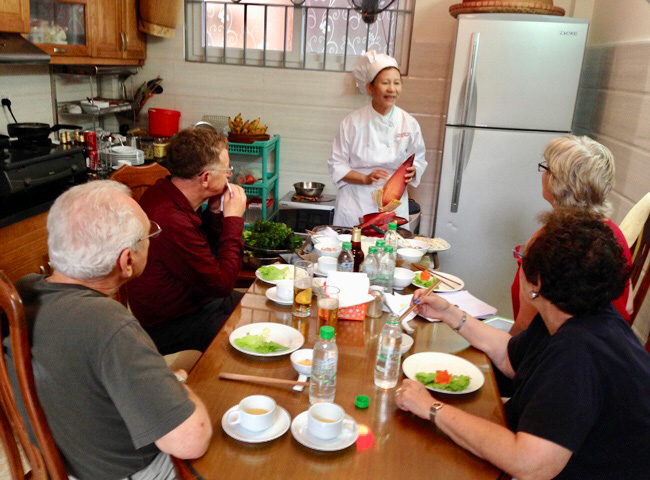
[328,50,427,227]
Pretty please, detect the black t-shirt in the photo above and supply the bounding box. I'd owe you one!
[505,305,650,479]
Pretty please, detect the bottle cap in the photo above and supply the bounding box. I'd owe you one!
[342,242,352,250]
[388,222,397,230]
[385,245,394,253]
[355,395,370,409]
[376,240,385,247]
[386,313,400,324]
[320,325,335,339]
[368,246,378,254]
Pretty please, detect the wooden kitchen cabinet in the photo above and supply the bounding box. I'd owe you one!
[26,0,92,58]
[0,213,49,283]
[0,0,30,33]
[91,0,146,61]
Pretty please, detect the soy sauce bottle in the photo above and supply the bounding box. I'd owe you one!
[351,227,365,272]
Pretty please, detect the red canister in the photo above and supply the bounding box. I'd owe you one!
[148,108,181,137]
[88,150,99,171]
[84,130,97,150]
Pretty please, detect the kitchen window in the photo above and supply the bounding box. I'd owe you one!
[185,0,415,72]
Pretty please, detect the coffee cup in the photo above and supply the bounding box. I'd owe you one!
[227,395,276,432]
[275,279,293,301]
[307,403,345,440]
[318,256,338,274]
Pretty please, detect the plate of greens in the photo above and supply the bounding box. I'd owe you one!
[255,265,295,285]
[411,270,464,293]
[402,352,484,394]
[229,323,304,357]
[243,221,304,255]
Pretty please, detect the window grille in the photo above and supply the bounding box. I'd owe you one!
[185,0,416,73]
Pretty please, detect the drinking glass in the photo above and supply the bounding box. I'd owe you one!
[317,286,340,331]
[293,261,313,317]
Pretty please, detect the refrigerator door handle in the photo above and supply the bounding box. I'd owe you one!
[460,32,480,125]
[450,128,474,213]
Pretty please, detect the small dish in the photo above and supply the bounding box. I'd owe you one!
[397,248,425,264]
[398,239,429,253]
[290,349,313,376]
[265,287,293,306]
[400,333,414,355]
[290,411,358,451]
[222,405,291,443]
[393,267,415,290]
[314,238,341,258]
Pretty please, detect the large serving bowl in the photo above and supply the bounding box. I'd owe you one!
[294,182,325,198]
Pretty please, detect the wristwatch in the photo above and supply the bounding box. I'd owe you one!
[429,401,445,421]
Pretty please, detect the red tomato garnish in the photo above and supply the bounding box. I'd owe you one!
[420,270,431,281]
[435,370,451,384]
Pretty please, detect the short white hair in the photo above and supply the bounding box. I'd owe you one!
[47,181,146,280]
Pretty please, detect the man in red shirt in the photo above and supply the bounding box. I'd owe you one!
[128,128,247,354]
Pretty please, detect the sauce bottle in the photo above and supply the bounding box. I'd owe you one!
[351,227,365,272]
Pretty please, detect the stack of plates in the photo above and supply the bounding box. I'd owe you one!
[110,146,144,168]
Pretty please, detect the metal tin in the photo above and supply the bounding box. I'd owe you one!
[88,150,99,171]
[84,130,97,150]
[74,130,85,145]
[153,142,168,158]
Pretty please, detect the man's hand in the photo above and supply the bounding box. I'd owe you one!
[404,166,416,184]
[395,379,438,420]
[364,169,390,185]
[223,183,247,218]
[413,289,451,319]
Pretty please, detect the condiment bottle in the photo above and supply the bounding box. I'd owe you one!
[351,226,365,272]
[337,242,354,272]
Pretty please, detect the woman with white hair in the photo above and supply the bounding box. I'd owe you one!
[510,135,633,335]
[328,50,427,227]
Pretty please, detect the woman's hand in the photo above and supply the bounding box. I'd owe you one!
[413,289,451,320]
[404,166,416,184]
[365,169,390,185]
[395,379,439,420]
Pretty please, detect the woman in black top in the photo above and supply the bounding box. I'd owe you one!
[396,208,650,479]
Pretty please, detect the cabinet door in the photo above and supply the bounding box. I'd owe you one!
[122,0,146,60]
[91,0,122,59]
[0,0,30,33]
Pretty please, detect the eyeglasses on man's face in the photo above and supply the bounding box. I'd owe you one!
[141,221,162,242]
[203,165,233,175]
[537,160,549,173]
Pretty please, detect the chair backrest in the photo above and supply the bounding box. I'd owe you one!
[0,271,67,479]
[110,163,170,203]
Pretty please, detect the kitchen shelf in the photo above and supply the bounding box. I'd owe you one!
[230,135,280,223]
[57,100,136,117]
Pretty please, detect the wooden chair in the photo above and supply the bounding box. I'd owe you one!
[110,163,170,202]
[0,270,65,479]
[620,193,650,349]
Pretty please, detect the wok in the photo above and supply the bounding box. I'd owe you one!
[7,122,82,143]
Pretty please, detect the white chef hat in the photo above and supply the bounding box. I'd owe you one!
[352,50,400,95]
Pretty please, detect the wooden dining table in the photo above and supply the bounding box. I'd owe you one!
[184,277,507,479]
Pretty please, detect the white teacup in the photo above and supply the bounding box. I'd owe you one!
[275,279,293,301]
[318,256,338,274]
[227,395,276,432]
[307,403,345,440]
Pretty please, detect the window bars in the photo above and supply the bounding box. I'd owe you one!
[185,0,415,73]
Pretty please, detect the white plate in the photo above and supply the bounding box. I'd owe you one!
[414,237,451,253]
[255,264,295,285]
[222,405,291,443]
[290,411,358,452]
[412,271,464,293]
[229,322,304,357]
[265,287,293,306]
[402,352,485,394]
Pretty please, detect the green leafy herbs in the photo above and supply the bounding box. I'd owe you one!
[416,370,470,392]
[234,333,289,354]
[242,221,303,251]
[257,265,290,281]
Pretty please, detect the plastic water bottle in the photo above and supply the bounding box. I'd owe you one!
[310,326,338,404]
[362,246,380,283]
[374,314,402,388]
[384,222,399,251]
[337,242,354,272]
[379,245,396,294]
[376,240,386,256]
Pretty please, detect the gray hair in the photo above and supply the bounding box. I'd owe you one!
[47,181,146,280]
[544,135,615,217]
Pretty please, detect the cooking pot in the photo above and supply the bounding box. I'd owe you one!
[7,122,82,143]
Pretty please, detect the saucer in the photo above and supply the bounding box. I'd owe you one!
[313,267,334,277]
[290,411,358,451]
[222,405,291,443]
[265,287,293,306]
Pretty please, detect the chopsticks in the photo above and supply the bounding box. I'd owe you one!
[219,372,309,387]
[411,263,462,289]
[399,278,441,322]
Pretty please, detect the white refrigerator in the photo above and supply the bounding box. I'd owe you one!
[434,14,590,317]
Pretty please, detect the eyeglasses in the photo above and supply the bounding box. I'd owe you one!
[203,165,233,175]
[512,245,524,265]
[142,221,162,241]
[537,161,549,173]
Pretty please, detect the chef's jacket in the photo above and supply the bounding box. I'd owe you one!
[328,104,427,227]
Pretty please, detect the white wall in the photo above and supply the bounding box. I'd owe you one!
[588,0,650,45]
